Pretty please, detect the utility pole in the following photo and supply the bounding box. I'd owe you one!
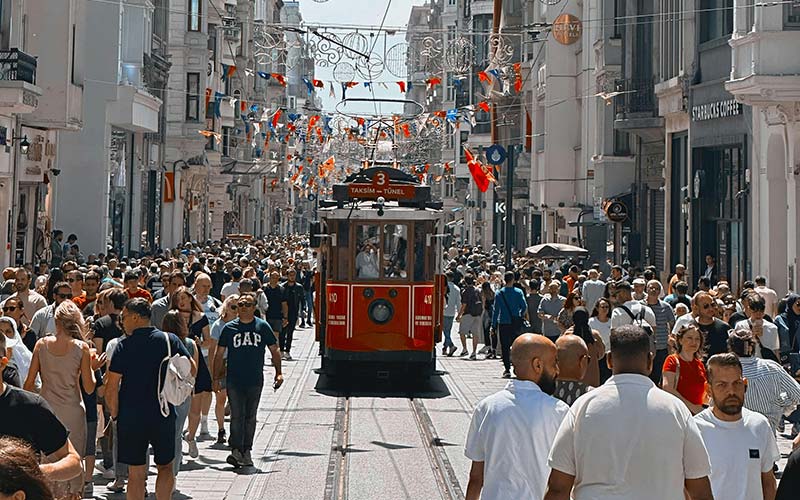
[505,145,515,268]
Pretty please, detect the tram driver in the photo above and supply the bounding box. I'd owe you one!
[356,241,380,279]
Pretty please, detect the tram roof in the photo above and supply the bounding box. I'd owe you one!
[320,203,442,220]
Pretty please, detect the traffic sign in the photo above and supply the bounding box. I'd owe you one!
[485,144,507,165]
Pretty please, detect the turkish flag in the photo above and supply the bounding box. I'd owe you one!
[465,148,490,192]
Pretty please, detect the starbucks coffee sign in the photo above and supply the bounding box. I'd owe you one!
[691,99,742,122]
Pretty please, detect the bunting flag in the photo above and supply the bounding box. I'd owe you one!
[513,62,523,93]
[313,79,324,88]
[222,64,236,80]
[271,179,278,191]
[488,68,501,80]
[240,100,247,113]
[453,78,464,91]
[319,156,335,178]
[344,81,359,89]
[302,78,314,95]
[329,82,336,98]
[478,71,492,85]
[478,101,490,113]
[205,88,212,109]
[307,115,320,134]
[272,109,282,129]
[270,73,286,86]
[401,123,411,138]
[363,82,371,89]
[426,77,442,90]
[257,71,270,79]
[465,147,491,193]
[214,92,225,117]
[396,81,406,93]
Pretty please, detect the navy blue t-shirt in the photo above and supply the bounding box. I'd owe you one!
[263,284,285,320]
[109,327,191,423]
[218,317,277,387]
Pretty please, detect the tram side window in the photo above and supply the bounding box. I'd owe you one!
[336,220,351,280]
[355,224,381,279]
[383,224,408,279]
[414,223,426,281]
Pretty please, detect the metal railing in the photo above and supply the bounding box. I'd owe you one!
[0,49,36,85]
[614,77,656,116]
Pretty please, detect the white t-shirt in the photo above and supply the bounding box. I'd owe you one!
[465,379,569,500]
[548,374,711,500]
[734,319,780,353]
[588,317,611,353]
[610,300,656,330]
[220,281,240,299]
[581,279,606,312]
[693,407,779,500]
[754,286,779,316]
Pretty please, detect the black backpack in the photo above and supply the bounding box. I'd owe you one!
[467,287,483,316]
[619,305,656,352]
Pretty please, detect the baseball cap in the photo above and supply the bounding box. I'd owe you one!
[632,277,646,285]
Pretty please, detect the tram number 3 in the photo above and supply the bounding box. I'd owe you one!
[423,294,432,305]
[328,293,338,303]
[374,171,387,186]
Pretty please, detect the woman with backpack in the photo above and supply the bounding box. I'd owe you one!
[161,310,198,478]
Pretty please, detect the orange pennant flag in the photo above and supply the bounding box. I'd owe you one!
[478,101,490,113]
[270,73,286,86]
[426,77,442,89]
[401,123,411,138]
[478,71,492,84]
[397,81,406,93]
[272,109,282,129]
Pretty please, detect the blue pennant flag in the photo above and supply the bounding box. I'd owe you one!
[257,71,270,79]
[488,69,501,79]
[302,78,313,95]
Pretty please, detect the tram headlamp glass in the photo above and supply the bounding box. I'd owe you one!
[368,299,394,324]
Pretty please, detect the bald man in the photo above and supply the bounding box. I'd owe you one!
[465,334,568,500]
[554,336,591,406]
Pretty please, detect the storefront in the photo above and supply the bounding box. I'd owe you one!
[689,84,751,292]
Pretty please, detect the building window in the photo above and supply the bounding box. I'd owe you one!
[613,129,630,156]
[186,73,200,121]
[188,0,201,32]
[659,0,682,80]
[699,0,733,44]
[444,177,455,198]
[787,2,800,28]
[613,0,625,38]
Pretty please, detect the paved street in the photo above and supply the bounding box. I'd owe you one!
[88,325,796,500]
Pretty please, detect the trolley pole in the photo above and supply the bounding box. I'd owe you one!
[504,145,515,268]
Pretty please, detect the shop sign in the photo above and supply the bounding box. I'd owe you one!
[691,99,741,122]
[553,14,582,45]
[18,128,56,183]
[604,200,628,223]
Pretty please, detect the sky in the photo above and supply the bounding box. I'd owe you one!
[297,0,428,116]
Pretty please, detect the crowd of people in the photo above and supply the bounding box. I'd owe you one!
[448,245,800,499]
[0,235,314,499]
[3,233,800,499]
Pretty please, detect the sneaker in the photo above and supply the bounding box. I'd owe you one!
[486,351,495,360]
[448,345,458,357]
[241,450,254,467]
[106,479,126,493]
[95,463,116,480]
[217,429,227,445]
[285,353,293,361]
[199,420,211,438]
[502,370,511,379]
[185,437,199,459]
[478,345,490,354]
[300,322,306,328]
[84,481,94,497]
[458,349,468,357]
[468,353,477,360]
[226,449,244,468]
[280,351,287,360]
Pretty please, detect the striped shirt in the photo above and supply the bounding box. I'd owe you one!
[641,299,675,350]
[740,356,800,431]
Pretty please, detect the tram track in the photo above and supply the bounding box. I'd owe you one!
[324,395,464,500]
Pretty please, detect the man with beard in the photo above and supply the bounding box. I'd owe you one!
[0,268,46,327]
[545,325,713,500]
[465,334,567,500]
[693,353,778,500]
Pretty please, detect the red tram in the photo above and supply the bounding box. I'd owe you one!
[312,167,446,379]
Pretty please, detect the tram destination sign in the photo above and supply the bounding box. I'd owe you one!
[347,183,417,200]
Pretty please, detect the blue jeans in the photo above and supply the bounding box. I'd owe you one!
[227,383,263,453]
[442,316,455,347]
[305,290,314,322]
[173,398,191,476]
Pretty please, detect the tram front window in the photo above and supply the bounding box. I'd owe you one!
[355,225,380,279]
[383,224,408,279]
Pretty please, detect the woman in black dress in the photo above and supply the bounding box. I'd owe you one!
[170,286,211,459]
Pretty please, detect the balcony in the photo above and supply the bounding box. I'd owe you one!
[0,49,42,115]
[613,77,664,142]
[107,85,162,133]
[725,3,800,105]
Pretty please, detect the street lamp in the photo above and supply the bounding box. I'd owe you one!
[6,135,30,154]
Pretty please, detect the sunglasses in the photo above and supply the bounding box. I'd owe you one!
[57,293,73,299]
[237,302,255,307]
[2,306,18,312]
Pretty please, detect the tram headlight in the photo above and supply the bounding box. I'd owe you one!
[368,299,394,325]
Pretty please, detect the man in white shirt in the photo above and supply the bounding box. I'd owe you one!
[29,282,74,339]
[734,294,780,359]
[580,269,606,312]
[465,334,568,500]
[610,281,656,332]
[753,276,779,319]
[694,353,778,500]
[544,324,713,500]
